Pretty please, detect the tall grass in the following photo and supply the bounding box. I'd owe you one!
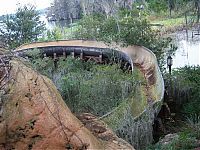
[26,51,140,116]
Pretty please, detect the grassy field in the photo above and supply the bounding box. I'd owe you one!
[152,17,185,27]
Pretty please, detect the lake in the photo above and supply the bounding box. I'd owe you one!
[171,29,200,68]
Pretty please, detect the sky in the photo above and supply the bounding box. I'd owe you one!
[0,0,53,15]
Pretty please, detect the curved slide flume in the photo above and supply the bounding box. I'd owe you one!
[15,40,164,149]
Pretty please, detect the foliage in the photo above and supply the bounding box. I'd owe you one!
[145,0,200,24]
[74,13,173,68]
[39,25,80,41]
[170,66,200,118]
[152,17,185,28]
[146,0,168,13]
[46,28,63,41]
[48,0,137,21]
[148,129,199,150]
[39,28,64,41]
[47,0,82,21]
[74,14,105,40]
[0,5,45,49]
[26,51,138,116]
[186,116,200,140]
[59,59,136,115]
[152,66,200,150]
[24,48,55,77]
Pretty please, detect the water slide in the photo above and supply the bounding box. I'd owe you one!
[15,40,164,149]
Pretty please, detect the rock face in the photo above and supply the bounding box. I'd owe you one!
[0,58,133,150]
[77,113,133,149]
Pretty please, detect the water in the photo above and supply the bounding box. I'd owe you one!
[171,30,200,68]
[40,13,78,30]
[40,14,54,30]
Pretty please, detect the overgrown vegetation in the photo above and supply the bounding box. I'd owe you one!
[25,49,144,116]
[149,66,200,149]
[149,129,200,150]
[171,66,200,122]
[73,12,174,69]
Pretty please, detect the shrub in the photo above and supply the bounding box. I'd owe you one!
[74,13,173,69]
[26,51,139,116]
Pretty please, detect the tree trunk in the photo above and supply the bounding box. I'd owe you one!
[195,1,200,23]
[168,0,174,17]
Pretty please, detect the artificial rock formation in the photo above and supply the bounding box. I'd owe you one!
[0,58,133,150]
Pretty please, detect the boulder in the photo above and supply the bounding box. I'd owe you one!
[0,58,134,150]
[159,133,179,145]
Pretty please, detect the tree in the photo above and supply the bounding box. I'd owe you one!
[168,0,175,17]
[48,0,82,22]
[0,5,46,49]
[74,13,173,68]
[48,0,133,21]
[194,0,200,22]
[146,0,168,13]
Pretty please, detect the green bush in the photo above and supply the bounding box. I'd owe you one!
[0,5,45,49]
[147,0,168,13]
[74,13,173,69]
[148,130,197,150]
[152,66,200,150]
[171,66,200,118]
[58,58,137,115]
[27,52,139,116]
